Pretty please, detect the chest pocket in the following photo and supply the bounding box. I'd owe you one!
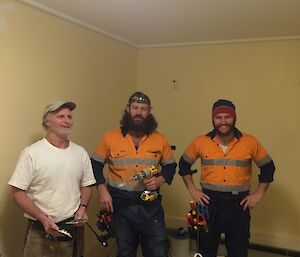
[146,149,162,161]
[201,148,219,160]
[109,149,128,159]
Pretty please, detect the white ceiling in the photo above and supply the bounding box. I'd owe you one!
[18,0,300,48]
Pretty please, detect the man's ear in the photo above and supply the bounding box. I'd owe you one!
[126,105,130,112]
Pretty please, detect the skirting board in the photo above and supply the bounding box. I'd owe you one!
[165,215,300,252]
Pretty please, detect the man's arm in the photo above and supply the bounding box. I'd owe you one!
[11,186,59,232]
[91,157,113,212]
[179,156,209,206]
[182,175,210,206]
[240,154,275,210]
[74,186,93,222]
[143,162,177,190]
[240,183,270,210]
[97,184,113,212]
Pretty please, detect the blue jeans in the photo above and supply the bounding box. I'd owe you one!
[113,206,169,257]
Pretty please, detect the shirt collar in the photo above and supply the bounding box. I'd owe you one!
[206,127,243,139]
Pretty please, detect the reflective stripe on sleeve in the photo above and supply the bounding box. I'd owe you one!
[182,153,195,165]
[91,154,105,164]
[161,157,176,166]
[255,155,272,167]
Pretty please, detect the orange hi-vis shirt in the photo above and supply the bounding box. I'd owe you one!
[92,128,175,192]
[182,132,273,192]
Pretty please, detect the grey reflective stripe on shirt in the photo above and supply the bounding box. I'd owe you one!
[201,182,250,192]
[255,155,272,167]
[201,158,251,167]
[182,153,195,165]
[108,180,145,191]
[109,158,159,166]
[91,154,105,164]
[161,157,176,166]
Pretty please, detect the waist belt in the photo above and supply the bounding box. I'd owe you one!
[108,185,162,211]
[28,217,75,241]
[113,195,161,212]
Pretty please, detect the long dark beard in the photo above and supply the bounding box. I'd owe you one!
[120,111,158,135]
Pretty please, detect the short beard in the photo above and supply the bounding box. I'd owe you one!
[120,111,158,135]
[213,122,236,137]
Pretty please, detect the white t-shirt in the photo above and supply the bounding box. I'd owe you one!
[8,138,96,222]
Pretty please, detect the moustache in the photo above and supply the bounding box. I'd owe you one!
[133,115,144,119]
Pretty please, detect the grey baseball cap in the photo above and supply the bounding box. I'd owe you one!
[43,101,76,118]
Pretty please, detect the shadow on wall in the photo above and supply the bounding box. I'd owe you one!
[251,182,300,248]
[0,196,27,257]
[0,132,47,257]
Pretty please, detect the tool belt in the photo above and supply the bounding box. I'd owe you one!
[108,185,162,212]
[28,217,75,242]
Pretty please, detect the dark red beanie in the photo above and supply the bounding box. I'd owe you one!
[212,99,236,119]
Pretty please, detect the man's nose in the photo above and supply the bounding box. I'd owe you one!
[220,118,227,124]
[64,116,72,123]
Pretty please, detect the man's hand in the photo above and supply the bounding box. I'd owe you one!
[40,215,61,236]
[143,176,165,191]
[73,206,88,226]
[98,184,113,212]
[190,188,210,206]
[240,193,263,210]
[182,175,210,206]
[240,183,270,210]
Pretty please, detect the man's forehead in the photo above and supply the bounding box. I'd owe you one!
[129,102,150,108]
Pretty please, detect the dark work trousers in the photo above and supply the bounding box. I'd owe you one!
[199,190,250,257]
[113,205,169,257]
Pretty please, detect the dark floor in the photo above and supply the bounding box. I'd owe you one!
[189,248,290,257]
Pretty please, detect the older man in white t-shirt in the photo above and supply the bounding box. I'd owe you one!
[8,101,96,257]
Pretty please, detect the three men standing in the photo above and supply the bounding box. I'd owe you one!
[9,97,275,257]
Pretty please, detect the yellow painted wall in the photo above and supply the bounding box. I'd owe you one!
[0,1,136,256]
[136,41,300,250]
[1,0,300,256]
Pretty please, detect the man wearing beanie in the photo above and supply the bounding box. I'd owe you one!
[179,99,275,257]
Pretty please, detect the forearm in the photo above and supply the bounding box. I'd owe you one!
[182,175,198,194]
[11,187,48,222]
[253,182,270,197]
[240,182,271,210]
[80,186,93,206]
[97,183,108,197]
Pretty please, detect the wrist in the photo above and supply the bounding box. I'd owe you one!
[98,184,108,192]
[80,204,88,209]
